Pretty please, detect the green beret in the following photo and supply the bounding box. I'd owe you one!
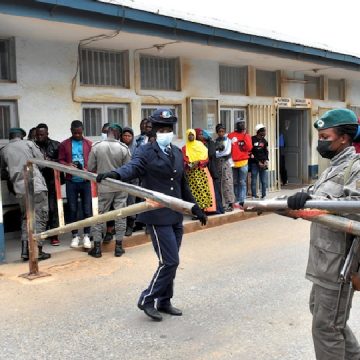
[108,123,122,132]
[9,127,26,137]
[314,109,358,130]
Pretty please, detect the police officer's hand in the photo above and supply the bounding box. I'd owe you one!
[191,205,207,226]
[96,171,120,183]
[287,192,311,210]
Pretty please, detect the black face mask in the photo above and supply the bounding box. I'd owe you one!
[236,123,245,132]
[317,140,337,159]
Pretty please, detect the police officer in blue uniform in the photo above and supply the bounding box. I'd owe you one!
[97,109,207,321]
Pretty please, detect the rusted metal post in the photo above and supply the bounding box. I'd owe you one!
[19,163,50,280]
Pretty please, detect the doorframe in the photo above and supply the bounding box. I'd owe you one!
[277,107,310,186]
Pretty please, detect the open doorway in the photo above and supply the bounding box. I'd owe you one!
[278,108,309,186]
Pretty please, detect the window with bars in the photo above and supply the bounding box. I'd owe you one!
[219,65,247,94]
[0,102,18,139]
[0,38,16,82]
[141,105,179,135]
[305,75,321,99]
[82,104,129,137]
[80,48,129,87]
[256,69,278,97]
[328,79,345,101]
[140,55,180,91]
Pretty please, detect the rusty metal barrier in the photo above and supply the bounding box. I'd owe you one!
[19,159,194,280]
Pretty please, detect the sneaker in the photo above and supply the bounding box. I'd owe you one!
[83,234,92,249]
[70,235,80,248]
[50,238,60,246]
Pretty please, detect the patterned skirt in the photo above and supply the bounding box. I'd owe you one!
[186,167,215,211]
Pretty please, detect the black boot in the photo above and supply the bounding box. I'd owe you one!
[114,240,125,257]
[38,246,51,261]
[88,241,102,258]
[21,240,29,261]
[125,226,133,237]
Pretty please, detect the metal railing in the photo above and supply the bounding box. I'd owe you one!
[20,159,194,280]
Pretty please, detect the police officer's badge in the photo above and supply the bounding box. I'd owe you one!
[316,119,325,128]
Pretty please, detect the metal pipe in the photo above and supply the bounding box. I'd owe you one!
[244,198,360,213]
[33,201,157,241]
[28,159,194,215]
[23,163,39,275]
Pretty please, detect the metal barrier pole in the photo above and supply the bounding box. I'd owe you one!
[29,159,194,215]
[33,201,157,241]
[54,169,65,227]
[19,163,50,280]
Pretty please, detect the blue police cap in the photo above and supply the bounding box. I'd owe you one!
[148,108,177,126]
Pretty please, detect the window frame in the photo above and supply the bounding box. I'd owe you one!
[0,37,16,82]
[79,47,129,88]
[219,65,248,95]
[81,103,129,139]
[140,54,181,91]
[0,101,19,142]
[255,69,279,97]
[328,78,345,102]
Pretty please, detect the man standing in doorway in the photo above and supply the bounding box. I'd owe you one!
[228,121,252,208]
[58,120,93,249]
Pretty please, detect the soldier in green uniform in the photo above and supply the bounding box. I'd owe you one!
[287,109,360,360]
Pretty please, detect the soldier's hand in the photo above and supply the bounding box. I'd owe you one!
[191,205,208,226]
[96,171,120,183]
[351,273,360,291]
[287,192,311,210]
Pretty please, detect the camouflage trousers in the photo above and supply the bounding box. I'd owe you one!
[92,191,127,242]
[18,192,49,246]
[309,283,360,360]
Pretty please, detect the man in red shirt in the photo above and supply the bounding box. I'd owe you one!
[227,121,253,207]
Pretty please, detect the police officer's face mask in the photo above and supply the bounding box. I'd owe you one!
[157,132,174,147]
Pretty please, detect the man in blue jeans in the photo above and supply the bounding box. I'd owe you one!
[58,120,93,249]
[250,124,269,199]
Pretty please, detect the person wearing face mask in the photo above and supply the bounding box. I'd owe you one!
[250,124,269,199]
[96,108,207,322]
[228,121,253,208]
[287,108,360,360]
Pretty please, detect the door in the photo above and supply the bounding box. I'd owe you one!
[278,109,309,184]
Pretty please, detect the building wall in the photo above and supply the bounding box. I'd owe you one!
[1,35,360,151]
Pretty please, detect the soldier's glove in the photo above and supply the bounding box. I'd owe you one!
[191,205,208,226]
[287,192,311,210]
[96,171,121,183]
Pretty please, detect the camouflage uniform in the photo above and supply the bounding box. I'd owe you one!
[88,138,131,242]
[1,138,48,246]
[306,146,360,360]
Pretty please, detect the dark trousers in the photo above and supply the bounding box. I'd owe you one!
[280,149,288,185]
[65,180,92,235]
[139,222,183,307]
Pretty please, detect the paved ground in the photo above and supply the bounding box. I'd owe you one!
[1,212,359,359]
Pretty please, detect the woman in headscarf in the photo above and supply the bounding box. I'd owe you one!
[182,129,216,212]
[214,124,235,212]
[195,128,223,214]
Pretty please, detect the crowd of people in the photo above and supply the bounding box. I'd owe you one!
[0,114,270,262]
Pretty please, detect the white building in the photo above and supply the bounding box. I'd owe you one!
[1,0,360,259]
